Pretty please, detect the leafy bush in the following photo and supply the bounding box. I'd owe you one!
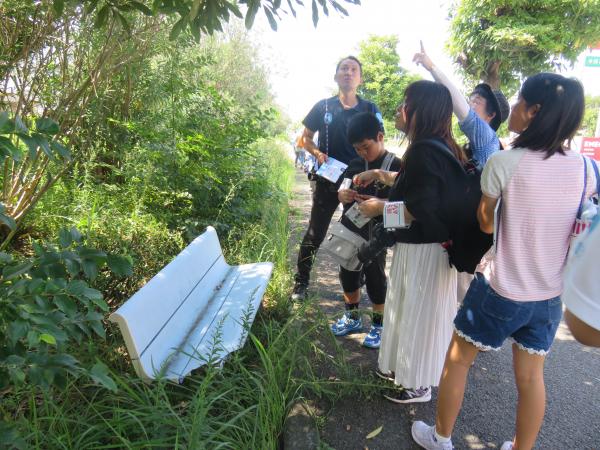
[0,227,131,391]
[26,181,185,307]
[0,113,72,248]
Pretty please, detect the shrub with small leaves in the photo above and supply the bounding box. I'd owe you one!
[0,227,132,391]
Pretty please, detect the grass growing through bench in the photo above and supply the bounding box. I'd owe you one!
[2,139,386,449]
[0,140,363,449]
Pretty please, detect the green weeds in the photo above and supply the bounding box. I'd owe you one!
[0,140,351,449]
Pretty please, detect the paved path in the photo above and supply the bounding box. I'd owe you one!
[288,168,600,450]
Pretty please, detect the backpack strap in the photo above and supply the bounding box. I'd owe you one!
[591,158,600,199]
[324,98,329,156]
[381,151,395,172]
[576,156,589,219]
[415,139,466,174]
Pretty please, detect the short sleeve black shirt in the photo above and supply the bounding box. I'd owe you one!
[388,138,464,244]
[303,96,384,165]
[338,150,402,239]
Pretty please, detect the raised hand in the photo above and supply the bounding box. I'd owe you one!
[412,40,434,71]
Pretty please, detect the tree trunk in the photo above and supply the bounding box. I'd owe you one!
[482,60,501,89]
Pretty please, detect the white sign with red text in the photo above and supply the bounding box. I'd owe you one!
[581,137,600,161]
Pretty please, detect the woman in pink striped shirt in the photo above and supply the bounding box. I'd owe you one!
[412,73,597,450]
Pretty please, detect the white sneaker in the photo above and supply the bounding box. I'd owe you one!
[384,386,431,404]
[411,421,453,450]
[500,442,513,450]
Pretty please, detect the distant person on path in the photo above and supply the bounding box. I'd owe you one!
[331,112,401,348]
[294,135,305,168]
[354,80,467,403]
[291,56,384,301]
[412,73,596,450]
[413,41,509,301]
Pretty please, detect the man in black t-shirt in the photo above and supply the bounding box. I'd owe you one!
[292,56,384,301]
[331,112,401,348]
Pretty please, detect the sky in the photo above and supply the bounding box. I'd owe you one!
[247,0,600,123]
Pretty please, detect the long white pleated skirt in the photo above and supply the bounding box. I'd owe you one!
[378,242,457,389]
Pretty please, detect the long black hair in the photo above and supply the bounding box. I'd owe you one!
[512,73,584,158]
[403,80,466,164]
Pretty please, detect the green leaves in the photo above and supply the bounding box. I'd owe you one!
[54,294,78,317]
[129,1,153,15]
[0,203,16,230]
[311,0,319,27]
[263,6,278,31]
[448,0,600,93]
[107,254,134,276]
[0,112,13,134]
[53,0,65,15]
[2,261,34,280]
[59,228,76,249]
[0,228,133,391]
[95,5,111,28]
[0,113,73,245]
[357,35,421,122]
[35,117,60,135]
[14,116,28,134]
[0,113,71,162]
[170,17,188,40]
[245,1,261,29]
[39,333,57,345]
[0,136,20,160]
[90,362,118,391]
[73,0,358,39]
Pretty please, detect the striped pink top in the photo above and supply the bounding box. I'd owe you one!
[481,149,598,301]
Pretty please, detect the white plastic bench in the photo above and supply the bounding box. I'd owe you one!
[109,226,273,382]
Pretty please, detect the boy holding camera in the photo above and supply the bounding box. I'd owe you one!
[331,112,401,348]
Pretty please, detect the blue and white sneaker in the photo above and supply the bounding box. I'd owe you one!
[362,325,383,348]
[331,313,363,336]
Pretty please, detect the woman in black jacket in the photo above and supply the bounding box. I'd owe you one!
[355,80,466,403]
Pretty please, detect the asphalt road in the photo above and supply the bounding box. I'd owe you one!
[289,168,600,450]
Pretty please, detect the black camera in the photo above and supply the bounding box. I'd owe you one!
[357,223,397,265]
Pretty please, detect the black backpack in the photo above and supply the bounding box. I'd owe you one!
[420,139,493,274]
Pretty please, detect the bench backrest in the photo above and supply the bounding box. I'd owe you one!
[110,227,229,371]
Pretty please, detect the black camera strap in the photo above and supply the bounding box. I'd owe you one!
[364,151,395,241]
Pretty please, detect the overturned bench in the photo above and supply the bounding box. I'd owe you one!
[109,226,273,382]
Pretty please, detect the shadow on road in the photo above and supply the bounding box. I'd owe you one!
[288,168,600,450]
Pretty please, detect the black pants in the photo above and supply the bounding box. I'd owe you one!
[295,179,340,285]
[338,250,387,304]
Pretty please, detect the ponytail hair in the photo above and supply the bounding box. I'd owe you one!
[512,73,584,158]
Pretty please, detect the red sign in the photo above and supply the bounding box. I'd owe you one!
[581,137,600,161]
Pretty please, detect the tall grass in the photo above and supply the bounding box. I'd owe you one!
[1,138,350,449]
[9,309,325,449]
[2,138,387,450]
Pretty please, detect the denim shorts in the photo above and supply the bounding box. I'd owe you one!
[454,273,563,355]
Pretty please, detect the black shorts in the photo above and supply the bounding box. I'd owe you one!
[339,250,387,305]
